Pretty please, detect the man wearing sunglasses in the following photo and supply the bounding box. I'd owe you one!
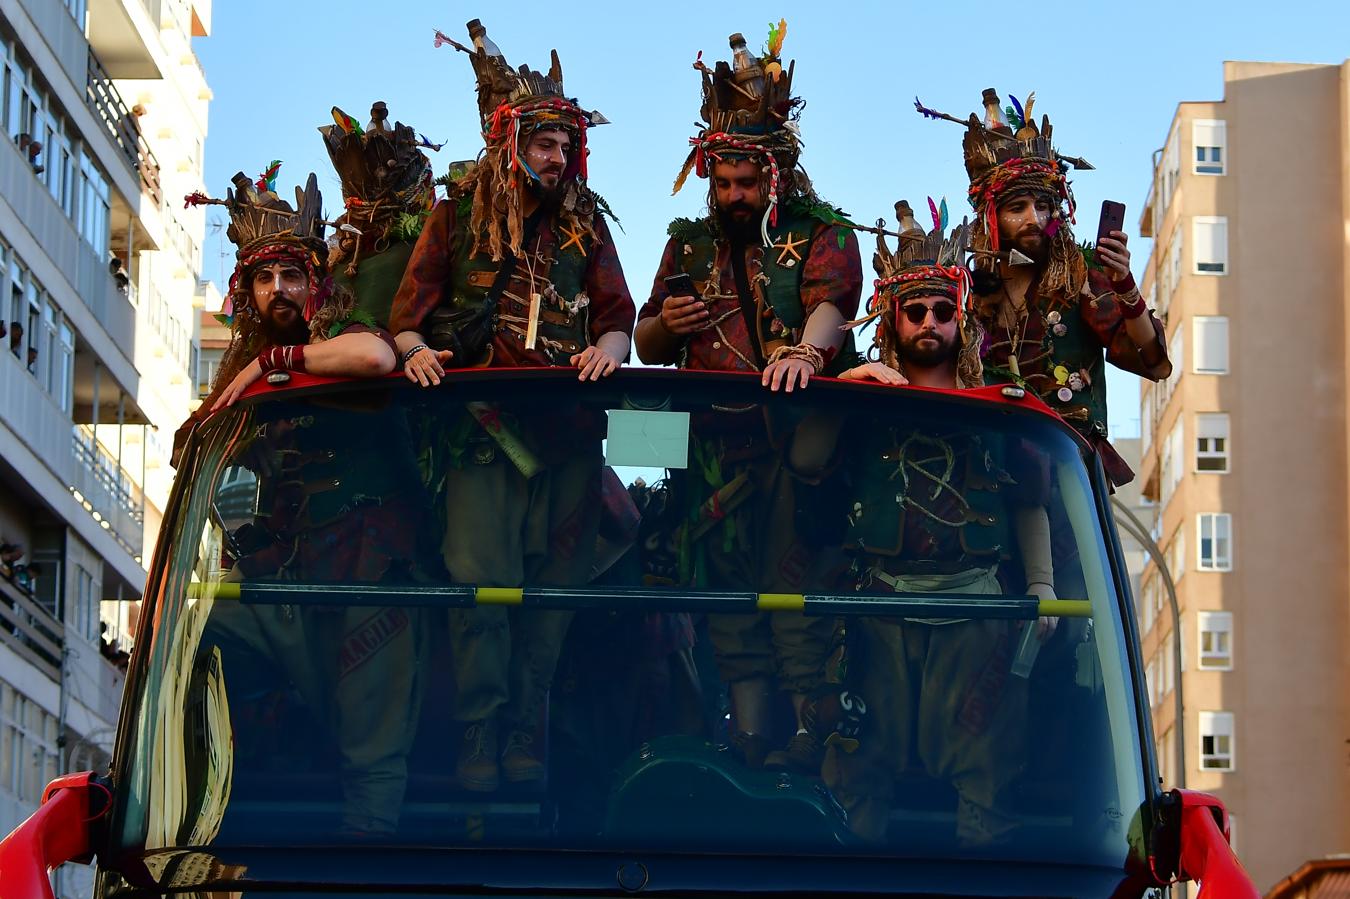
[816,209,1057,846]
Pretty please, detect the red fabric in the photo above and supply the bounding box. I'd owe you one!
[389,200,635,367]
[639,223,862,372]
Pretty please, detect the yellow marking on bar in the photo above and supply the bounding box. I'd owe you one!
[476,587,524,606]
[757,593,806,611]
[1040,599,1092,618]
[187,582,240,599]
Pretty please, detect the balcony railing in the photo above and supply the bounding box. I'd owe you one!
[0,574,64,683]
[85,50,162,207]
[71,426,144,557]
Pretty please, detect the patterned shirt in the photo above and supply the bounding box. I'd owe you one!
[390,199,635,367]
[639,222,862,371]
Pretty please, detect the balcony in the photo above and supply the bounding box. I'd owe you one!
[86,50,163,207]
[0,567,65,683]
[87,0,163,79]
[0,347,76,488]
[71,425,145,557]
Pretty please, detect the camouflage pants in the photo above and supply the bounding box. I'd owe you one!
[442,445,602,728]
[204,597,424,834]
[822,567,1027,845]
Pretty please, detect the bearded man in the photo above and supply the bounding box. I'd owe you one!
[918,90,1170,486]
[634,25,863,775]
[387,21,635,793]
[821,207,1057,846]
[181,169,422,838]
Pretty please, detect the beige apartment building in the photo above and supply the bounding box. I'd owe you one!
[1134,59,1350,892]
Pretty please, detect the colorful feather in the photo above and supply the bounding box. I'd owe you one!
[330,107,363,136]
[1008,94,1026,126]
[1004,105,1023,132]
[939,198,949,231]
[1022,92,1036,125]
[255,159,281,193]
[927,197,941,233]
[417,133,445,151]
[767,19,787,57]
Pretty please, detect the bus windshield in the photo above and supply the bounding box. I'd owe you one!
[109,371,1148,879]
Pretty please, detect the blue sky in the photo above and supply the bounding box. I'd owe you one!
[195,0,1348,437]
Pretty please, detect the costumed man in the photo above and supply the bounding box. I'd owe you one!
[634,23,864,773]
[183,169,425,837]
[388,21,635,792]
[321,100,438,329]
[818,206,1057,845]
[916,90,1170,487]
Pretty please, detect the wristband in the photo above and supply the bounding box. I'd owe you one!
[1117,287,1147,320]
[402,343,429,365]
[767,342,825,374]
[258,344,307,373]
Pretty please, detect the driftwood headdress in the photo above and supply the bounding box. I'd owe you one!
[320,102,436,277]
[672,20,807,244]
[917,90,1094,298]
[433,20,608,261]
[186,166,330,327]
[850,199,984,388]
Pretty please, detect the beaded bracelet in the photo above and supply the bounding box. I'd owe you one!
[402,344,429,365]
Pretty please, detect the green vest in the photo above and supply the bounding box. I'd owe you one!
[331,239,416,331]
[672,208,856,375]
[424,203,591,365]
[846,428,1013,562]
[983,298,1110,438]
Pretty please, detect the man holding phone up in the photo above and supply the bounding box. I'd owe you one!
[923,89,1170,486]
[633,26,862,774]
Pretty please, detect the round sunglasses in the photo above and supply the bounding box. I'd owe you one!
[898,301,958,325]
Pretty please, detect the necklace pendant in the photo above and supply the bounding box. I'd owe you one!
[1008,355,1020,378]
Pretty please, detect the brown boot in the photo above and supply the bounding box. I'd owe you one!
[764,731,825,775]
[500,729,546,784]
[456,720,499,792]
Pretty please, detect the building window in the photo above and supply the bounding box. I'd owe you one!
[1198,611,1233,670]
[1160,124,1180,211]
[0,683,60,803]
[1193,317,1229,375]
[1167,527,1186,582]
[72,565,97,643]
[1195,413,1230,473]
[1199,711,1235,771]
[1193,120,1227,175]
[1197,513,1233,571]
[1162,419,1185,507]
[1192,217,1228,275]
[1140,576,1156,632]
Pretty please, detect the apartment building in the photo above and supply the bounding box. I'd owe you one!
[0,0,210,893]
[1134,59,1350,891]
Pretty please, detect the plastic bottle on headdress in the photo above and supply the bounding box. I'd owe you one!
[981,88,1010,133]
[366,101,390,135]
[728,33,765,99]
[895,201,922,236]
[466,19,503,59]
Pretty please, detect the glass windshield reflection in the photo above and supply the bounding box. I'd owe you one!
[117,376,1145,873]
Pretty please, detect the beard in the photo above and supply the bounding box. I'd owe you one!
[716,200,763,245]
[896,328,959,369]
[258,297,310,346]
[525,176,566,212]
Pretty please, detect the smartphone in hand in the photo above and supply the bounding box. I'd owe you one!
[663,273,697,297]
[1096,200,1126,247]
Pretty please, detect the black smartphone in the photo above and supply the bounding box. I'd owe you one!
[1096,200,1126,245]
[663,273,696,297]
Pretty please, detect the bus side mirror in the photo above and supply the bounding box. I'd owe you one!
[0,771,109,898]
[1165,788,1259,898]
